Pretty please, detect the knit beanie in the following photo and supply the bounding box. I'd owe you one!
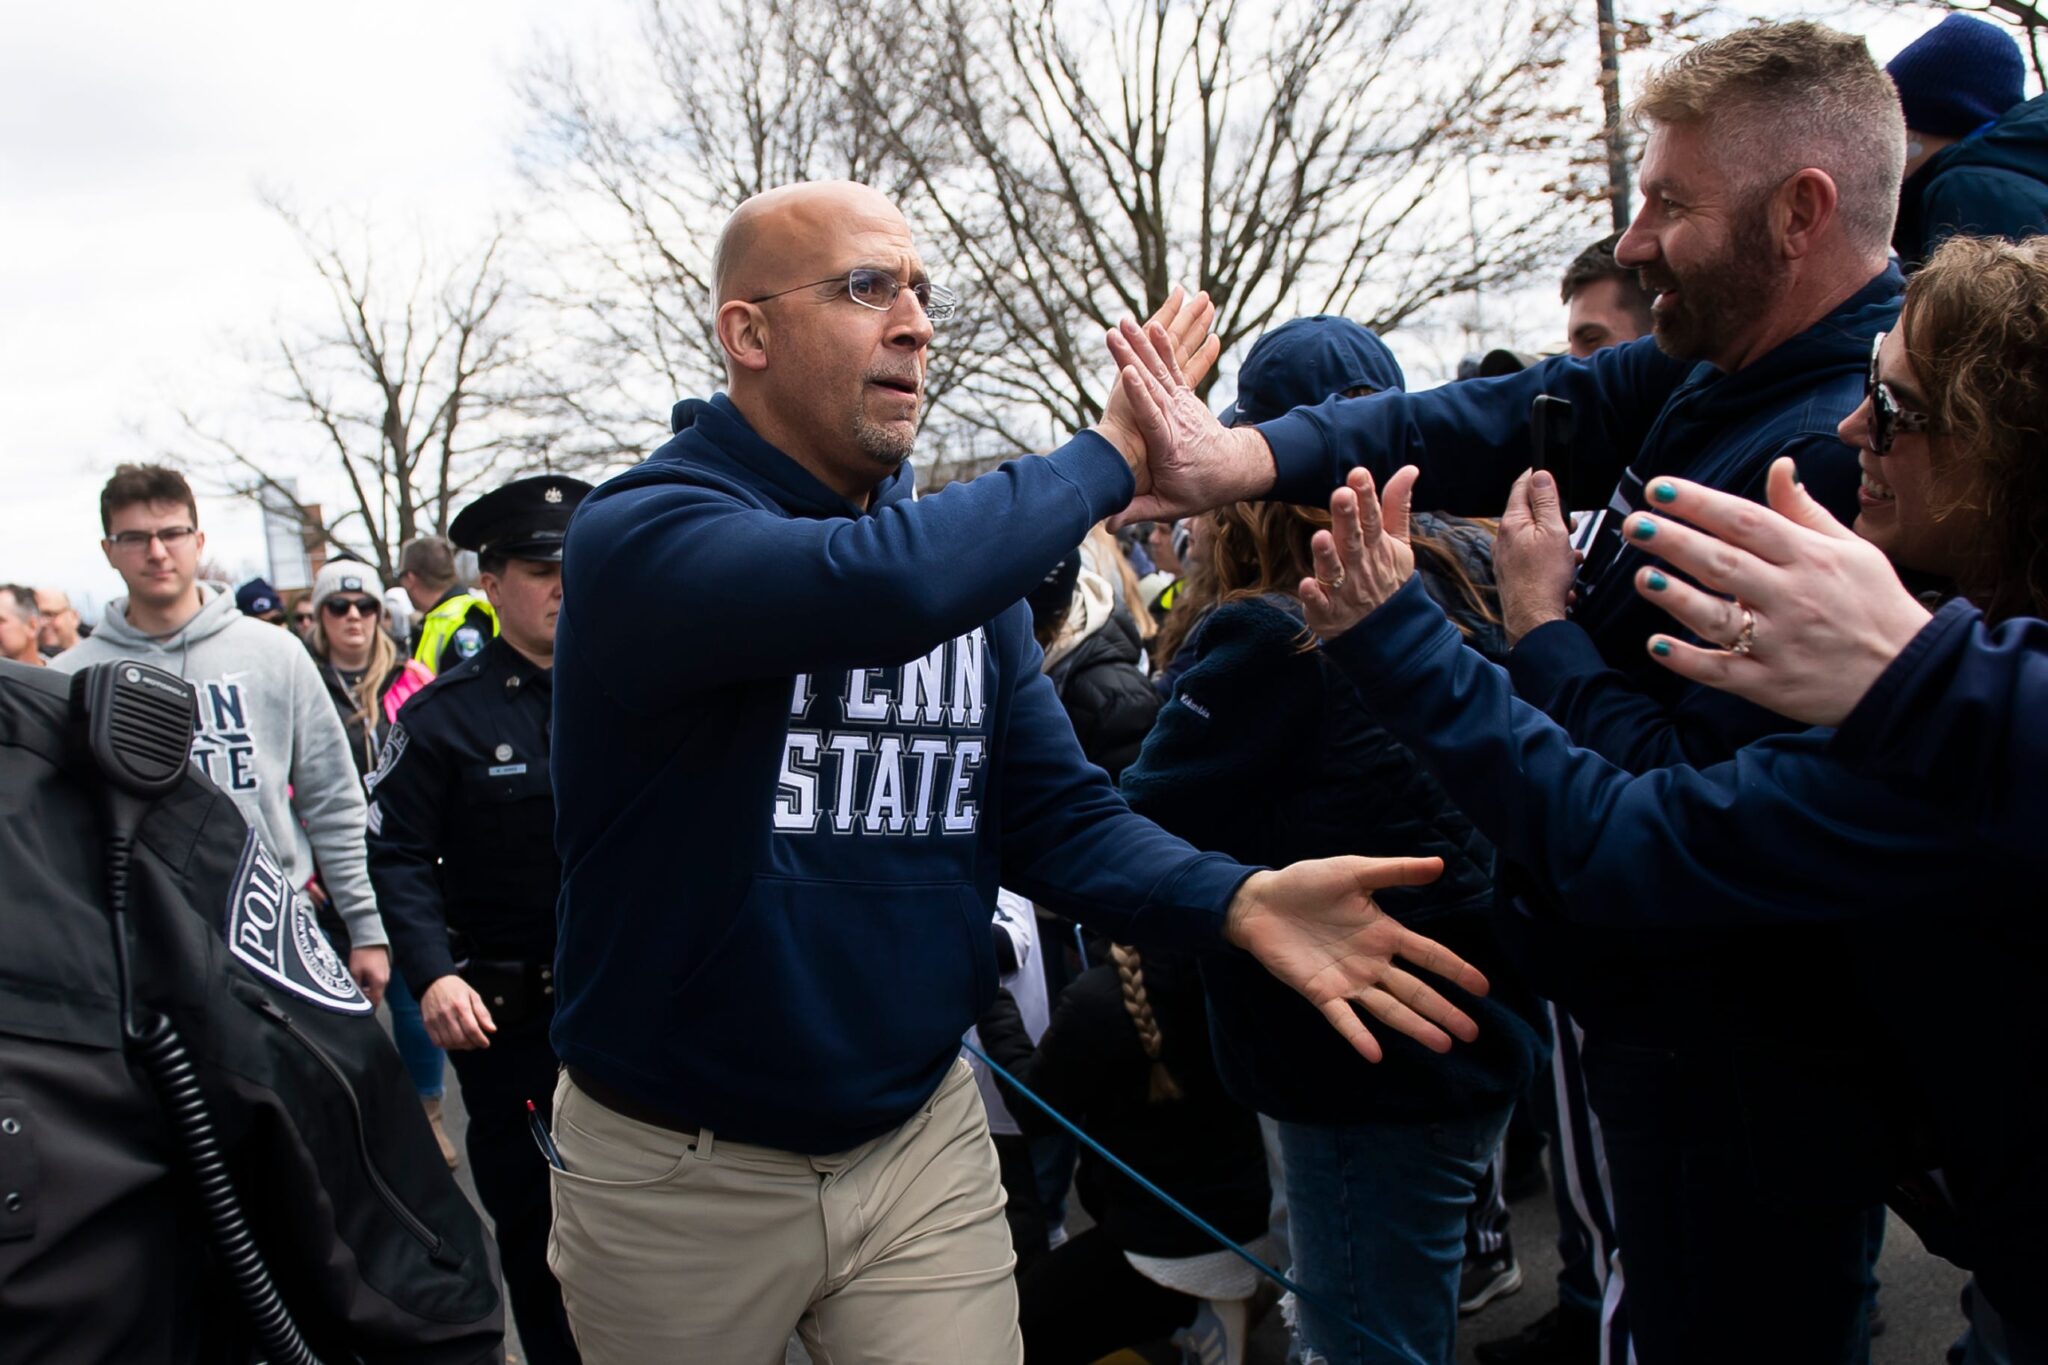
[1887,14,2025,137]
[310,560,388,614]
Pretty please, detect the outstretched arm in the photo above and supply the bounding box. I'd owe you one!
[1302,472,1972,928]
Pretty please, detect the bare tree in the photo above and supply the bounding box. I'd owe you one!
[522,0,1605,478]
[182,203,544,581]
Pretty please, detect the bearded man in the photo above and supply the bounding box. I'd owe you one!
[1092,21,1908,1363]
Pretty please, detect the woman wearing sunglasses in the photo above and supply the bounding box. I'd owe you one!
[1295,234,2048,1358]
[307,559,453,1166]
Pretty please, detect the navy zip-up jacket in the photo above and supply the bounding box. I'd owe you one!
[1322,583,2048,1260]
[1251,269,1901,1035]
[1895,93,2048,272]
[549,394,1252,1154]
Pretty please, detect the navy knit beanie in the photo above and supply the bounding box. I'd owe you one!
[1887,14,2025,137]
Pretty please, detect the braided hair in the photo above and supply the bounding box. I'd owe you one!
[1109,943,1183,1102]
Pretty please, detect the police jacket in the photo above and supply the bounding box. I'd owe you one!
[413,588,496,678]
[367,637,560,990]
[0,659,502,1365]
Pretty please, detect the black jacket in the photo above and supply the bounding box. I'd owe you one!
[0,659,502,1365]
[1045,605,1160,783]
[1120,527,1546,1125]
[367,638,560,990]
[977,949,1269,1258]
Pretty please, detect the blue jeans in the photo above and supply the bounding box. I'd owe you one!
[383,969,446,1100]
[1278,1106,1512,1365]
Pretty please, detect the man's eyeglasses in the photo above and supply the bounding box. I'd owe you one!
[749,268,959,322]
[107,525,197,553]
[1866,331,1938,455]
[322,597,381,619]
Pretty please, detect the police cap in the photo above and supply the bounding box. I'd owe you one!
[448,475,593,563]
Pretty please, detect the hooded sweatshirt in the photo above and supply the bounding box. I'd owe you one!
[1254,266,1902,1042]
[1895,93,2048,271]
[51,582,384,949]
[551,394,1251,1155]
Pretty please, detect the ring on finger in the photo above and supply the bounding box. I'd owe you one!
[1315,567,1347,592]
[1727,603,1757,656]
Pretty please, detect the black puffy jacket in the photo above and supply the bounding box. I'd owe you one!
[1045,605,1160,783]
[0,659,502,1365]
[1120,520,1545,1125]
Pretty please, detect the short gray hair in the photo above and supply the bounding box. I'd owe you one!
[1633,21,1906,257]
[0,584,39,626]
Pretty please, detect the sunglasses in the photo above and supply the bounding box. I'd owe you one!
[1866,331,1936,456]
[321,597,382,619]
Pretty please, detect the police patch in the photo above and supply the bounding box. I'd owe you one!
[224,829,372,1015]
[452,626,485,659]
[365,722,409,794]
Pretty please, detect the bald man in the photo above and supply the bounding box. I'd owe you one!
[547,182,1488,1363]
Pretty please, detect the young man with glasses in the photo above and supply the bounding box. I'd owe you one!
[51,463,391,1007]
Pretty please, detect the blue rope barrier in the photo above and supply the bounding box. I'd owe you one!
[960,1039,1400,1356]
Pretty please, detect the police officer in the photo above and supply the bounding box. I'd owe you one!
[368,474,591,1365]
[398,534,498,675]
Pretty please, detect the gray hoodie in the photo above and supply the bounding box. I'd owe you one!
[51,582,385,949]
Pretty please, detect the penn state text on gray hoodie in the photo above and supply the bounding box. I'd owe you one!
[551,394,1252,1155]
[51,582,385,950]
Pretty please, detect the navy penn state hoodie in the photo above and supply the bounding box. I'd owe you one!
[550,394,1252,1154]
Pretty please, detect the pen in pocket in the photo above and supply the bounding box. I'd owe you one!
[526,1099,565,1170]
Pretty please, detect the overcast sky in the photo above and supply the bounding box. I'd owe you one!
[0,1,1958,621]
[0,1,589,617]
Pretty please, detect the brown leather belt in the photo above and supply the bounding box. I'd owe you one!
[564,1066,701,1137]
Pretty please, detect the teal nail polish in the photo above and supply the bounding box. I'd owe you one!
[1646,570,1669,592]
[1631,518,1657,541]
[1652,481,1678,504]
[1651,639,1672,657]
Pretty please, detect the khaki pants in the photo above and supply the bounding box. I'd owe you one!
[547,1059,1023,1364]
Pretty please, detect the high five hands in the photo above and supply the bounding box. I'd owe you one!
[1092,290,1278,524]
[1225,855,1488,1062]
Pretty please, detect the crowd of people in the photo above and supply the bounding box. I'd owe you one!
[7,11,2048,1365]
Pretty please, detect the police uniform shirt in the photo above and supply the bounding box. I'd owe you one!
[365,636,560,990]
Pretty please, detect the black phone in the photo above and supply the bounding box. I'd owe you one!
[1530,395,1574,508]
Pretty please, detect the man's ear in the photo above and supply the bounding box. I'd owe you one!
[100,539,117,572]
[1775,168,1838,261]
[716,300,772,373]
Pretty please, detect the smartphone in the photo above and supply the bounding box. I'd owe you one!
[1530,395,1574,509]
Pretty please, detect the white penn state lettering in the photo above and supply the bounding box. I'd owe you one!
[863,734,910,833]
[943,739,984,833]
[774,730,824,832]
[772,626,993,838]
[845,668,892,722]
[898,645,947,726]
[825,732,873,834]
[907,737,951,835]
[949,628,986,726]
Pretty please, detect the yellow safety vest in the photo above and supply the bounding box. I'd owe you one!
[412,591,498,677]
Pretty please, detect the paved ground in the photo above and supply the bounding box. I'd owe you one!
[435,1061,1969,1364]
